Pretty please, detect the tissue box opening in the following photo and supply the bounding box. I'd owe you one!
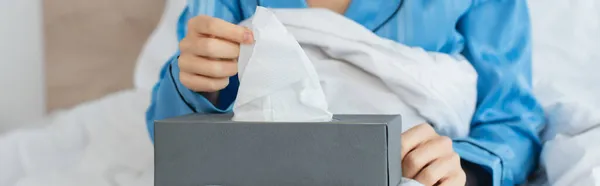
[154,114,402,186]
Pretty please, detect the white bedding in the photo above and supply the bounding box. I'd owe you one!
[239,8,477,137]
[528,0,600,185]
[0,89,154,186]
[1,0,599,185]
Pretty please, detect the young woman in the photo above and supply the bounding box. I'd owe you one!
[146,0,546,185]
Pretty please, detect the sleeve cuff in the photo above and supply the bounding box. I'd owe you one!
[453,139,503,186]
[170,57,234,113]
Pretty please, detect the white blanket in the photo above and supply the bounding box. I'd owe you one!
[248,8,477,138]
[0,89,154,186]
[528,0,600,184]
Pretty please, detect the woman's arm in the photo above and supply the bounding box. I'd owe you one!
[453,0,546,185]
[146,0,243,140]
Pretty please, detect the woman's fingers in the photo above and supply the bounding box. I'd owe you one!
[402,136,454,178]
[188,15,253,44]
[178,54,237,78]
[179,36,240,59]
[414,153,461,186]
[179,71,230,93]
[400,124,465,186]
[177,15,252,93]
[401,123,438,159]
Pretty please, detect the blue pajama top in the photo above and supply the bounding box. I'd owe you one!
[146,0,546,185]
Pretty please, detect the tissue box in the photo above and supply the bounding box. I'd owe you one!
[154,114,402,186]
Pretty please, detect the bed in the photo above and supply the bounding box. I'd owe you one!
[0,0,598,185]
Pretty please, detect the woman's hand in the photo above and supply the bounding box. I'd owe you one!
[401,124,466,186]
[178,15,254,93]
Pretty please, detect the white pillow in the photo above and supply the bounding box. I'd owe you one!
[133,0,186,90]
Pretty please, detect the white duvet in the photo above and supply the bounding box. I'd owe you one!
[1,0,599,186]
[0,90,154,186]
[244,8,477,137]
[528,0,600,185]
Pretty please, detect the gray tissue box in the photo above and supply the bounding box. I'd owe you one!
[154,114,402,186]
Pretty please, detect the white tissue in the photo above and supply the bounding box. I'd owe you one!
[233,7,333,122]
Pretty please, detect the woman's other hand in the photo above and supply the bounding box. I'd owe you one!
[401,123,466,186]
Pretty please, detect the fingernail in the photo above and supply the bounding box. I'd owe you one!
[243,30,254,44]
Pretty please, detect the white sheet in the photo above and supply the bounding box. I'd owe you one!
[240,8,477,138]
[528,0,600,185]
[0,89,154,186]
